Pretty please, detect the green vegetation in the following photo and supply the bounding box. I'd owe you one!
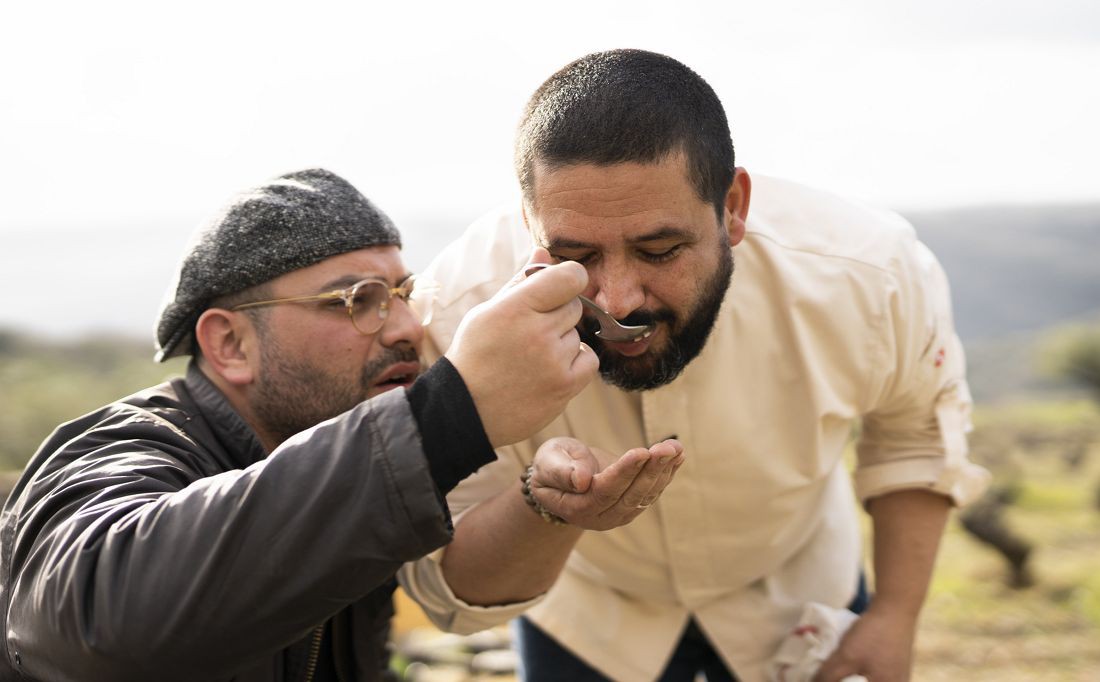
[0,328,186,471]
[1050,327,1100,402]
[915,402,1100,679]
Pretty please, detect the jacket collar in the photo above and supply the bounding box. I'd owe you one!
[183,361,269,469]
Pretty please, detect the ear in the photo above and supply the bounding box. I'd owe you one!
[194,308,258,386]
[723,167,752,247]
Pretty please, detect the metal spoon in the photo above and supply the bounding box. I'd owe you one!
[523,264,655,342]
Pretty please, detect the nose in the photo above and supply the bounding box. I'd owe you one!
[378,297,425,350]
[589,260,646,320]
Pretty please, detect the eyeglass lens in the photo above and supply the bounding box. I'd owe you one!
[349,281,396,334]
[347,278,435,335]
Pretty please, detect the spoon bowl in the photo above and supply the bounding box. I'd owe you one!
[523,264,655,342]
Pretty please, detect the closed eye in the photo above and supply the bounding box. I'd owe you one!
[638,244,683,263]
[551,251,598,266]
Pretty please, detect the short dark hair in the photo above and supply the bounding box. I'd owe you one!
[515,49,735,219]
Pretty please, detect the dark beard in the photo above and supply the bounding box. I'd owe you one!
[251,341,420,445]
[580,247,733,391]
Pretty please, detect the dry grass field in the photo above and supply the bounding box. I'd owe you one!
[911,401,1100,681]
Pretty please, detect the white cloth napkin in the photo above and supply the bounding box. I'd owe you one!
[765,602,866,682]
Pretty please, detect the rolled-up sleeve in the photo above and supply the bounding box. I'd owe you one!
[855,237,990,506]
[398,441,547,634]
[399,544,543,634]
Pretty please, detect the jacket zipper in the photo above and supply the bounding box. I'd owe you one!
[303,624,324,682]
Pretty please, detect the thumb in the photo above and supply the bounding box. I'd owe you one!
[534,437,599,493]
[503,247,555,289]
[506,256,587,313]
[527,246,554,267]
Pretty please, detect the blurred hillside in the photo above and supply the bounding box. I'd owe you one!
[906,203,1100,342]
[904,204,1100,404]
[0,202,1097,464]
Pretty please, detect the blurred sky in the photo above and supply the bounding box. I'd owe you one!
[2,0,1099,339]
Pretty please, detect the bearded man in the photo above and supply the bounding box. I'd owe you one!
[399,50,989,682]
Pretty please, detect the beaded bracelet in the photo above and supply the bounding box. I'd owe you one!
[519,465,568,525]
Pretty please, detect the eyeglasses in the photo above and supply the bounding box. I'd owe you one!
[231,275,438,335]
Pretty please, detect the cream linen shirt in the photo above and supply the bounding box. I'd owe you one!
[399,175,990,681]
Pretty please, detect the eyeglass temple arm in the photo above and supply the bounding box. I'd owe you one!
[231,291,345,311]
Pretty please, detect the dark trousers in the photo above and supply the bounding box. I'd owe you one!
[513,574,870,682]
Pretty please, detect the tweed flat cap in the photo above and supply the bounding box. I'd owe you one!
[155,168,401,361]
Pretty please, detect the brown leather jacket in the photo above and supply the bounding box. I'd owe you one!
[0,361,490,681]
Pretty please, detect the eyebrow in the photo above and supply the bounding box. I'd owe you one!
[316,272,413,291]
[544,226,697,251]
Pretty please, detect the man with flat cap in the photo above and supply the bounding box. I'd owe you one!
[0,168,684,681]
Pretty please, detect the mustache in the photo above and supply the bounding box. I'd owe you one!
[580,308,677,335]
[618,308,676,327]
[361,343,421,383]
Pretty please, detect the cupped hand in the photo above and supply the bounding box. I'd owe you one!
[527,437,685,530]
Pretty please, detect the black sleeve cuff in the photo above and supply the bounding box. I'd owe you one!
[406,357,497,495]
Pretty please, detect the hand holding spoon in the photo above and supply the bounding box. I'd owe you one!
[524,263,655,342]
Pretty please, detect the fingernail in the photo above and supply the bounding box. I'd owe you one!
[570,466,580,490]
